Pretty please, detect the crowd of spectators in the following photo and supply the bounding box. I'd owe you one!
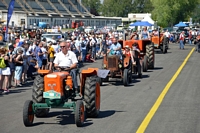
[0,28,125,94]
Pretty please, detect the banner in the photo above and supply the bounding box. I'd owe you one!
[5,0,15,41]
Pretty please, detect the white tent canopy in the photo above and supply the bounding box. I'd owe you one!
[141,15,154,25]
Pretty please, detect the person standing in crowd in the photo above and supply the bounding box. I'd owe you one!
[75,36,81,62]
[14,48,23,87]
[10,30,15,44]
[164,29,170,43]
[35,42,44,69]
[8,45,16,88]
[41,43,48,70]
[179,31,185,50]
[0,48,11,93]
[22,42,30,84]
[80,37,87,62]
[188,29,192,45]
[90,35,97,61]
[47,41,54,71]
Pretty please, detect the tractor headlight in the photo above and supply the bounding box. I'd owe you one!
[65,85,71,91]
[104,64,107,68]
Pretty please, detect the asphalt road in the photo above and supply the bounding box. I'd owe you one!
[0,43,199,133]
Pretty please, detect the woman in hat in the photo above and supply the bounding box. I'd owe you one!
[123,45,135,64]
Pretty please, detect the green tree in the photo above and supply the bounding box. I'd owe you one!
[100,0,132,17]
[82,0,101,15]
[151,0,200,27]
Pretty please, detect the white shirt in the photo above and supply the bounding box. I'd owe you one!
[53,51,78,67]
[41,47,47,59]
[164,32,170,37]
[75,39,81,50]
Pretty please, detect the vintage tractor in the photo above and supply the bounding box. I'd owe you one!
[151,33,168,54]
[23,67,100,127]
[100,49,132,86]
[119,39,155,72]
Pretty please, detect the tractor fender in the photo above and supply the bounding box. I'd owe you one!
[123,55,131,68]
[38,70,51,75]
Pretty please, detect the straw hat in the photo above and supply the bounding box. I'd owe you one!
[125,45,130,49]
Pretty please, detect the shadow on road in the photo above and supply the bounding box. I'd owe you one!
[148,67,163,72]
[97,110,117,119]
[32,110,93,127]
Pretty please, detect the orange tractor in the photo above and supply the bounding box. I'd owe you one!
[151,33,168,54]
[23,67,100,127]
[100,45,133,86]
[119,39,155,72]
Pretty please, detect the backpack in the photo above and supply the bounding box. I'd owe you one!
[0,57,6,68]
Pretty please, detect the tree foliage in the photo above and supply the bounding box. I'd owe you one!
[151,0,200,27]
[83,0,200,27]
[82,0,101,15]
[100,0,132,17]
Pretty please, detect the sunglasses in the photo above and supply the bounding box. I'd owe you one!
[60,46,66,48]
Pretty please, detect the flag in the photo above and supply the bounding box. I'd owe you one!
[5,0,15,41]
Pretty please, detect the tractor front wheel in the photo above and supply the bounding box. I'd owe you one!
[123,68,132,86]
[75,100,85,127]
[84,76,100,118]
[32,75,49,117]
[143,55,148,72]
[23,100,34,127]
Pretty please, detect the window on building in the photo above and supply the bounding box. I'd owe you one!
[21,19,25,25]
[51,0,57,3]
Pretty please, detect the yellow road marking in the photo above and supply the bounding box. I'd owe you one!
[136,47,195,133]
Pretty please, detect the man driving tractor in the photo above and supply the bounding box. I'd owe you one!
[107,37,122,59]
[53,41,79,93]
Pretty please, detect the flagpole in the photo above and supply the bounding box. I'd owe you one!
[5,0,15,42]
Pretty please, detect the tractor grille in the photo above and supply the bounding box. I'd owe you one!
[107,56,118,70]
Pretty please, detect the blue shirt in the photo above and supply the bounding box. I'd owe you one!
[35,46,43,61]
[110,43,121,51]
[109,43,122,55]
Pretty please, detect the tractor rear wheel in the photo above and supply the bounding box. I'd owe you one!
[143,55,148,72]
[75,100,85,127]
[146,43,155,69]
[84,76,100,118]
[23,100,34,127]
[32,75,49,117]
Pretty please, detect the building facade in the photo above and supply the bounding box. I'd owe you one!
[0,0,122,28]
